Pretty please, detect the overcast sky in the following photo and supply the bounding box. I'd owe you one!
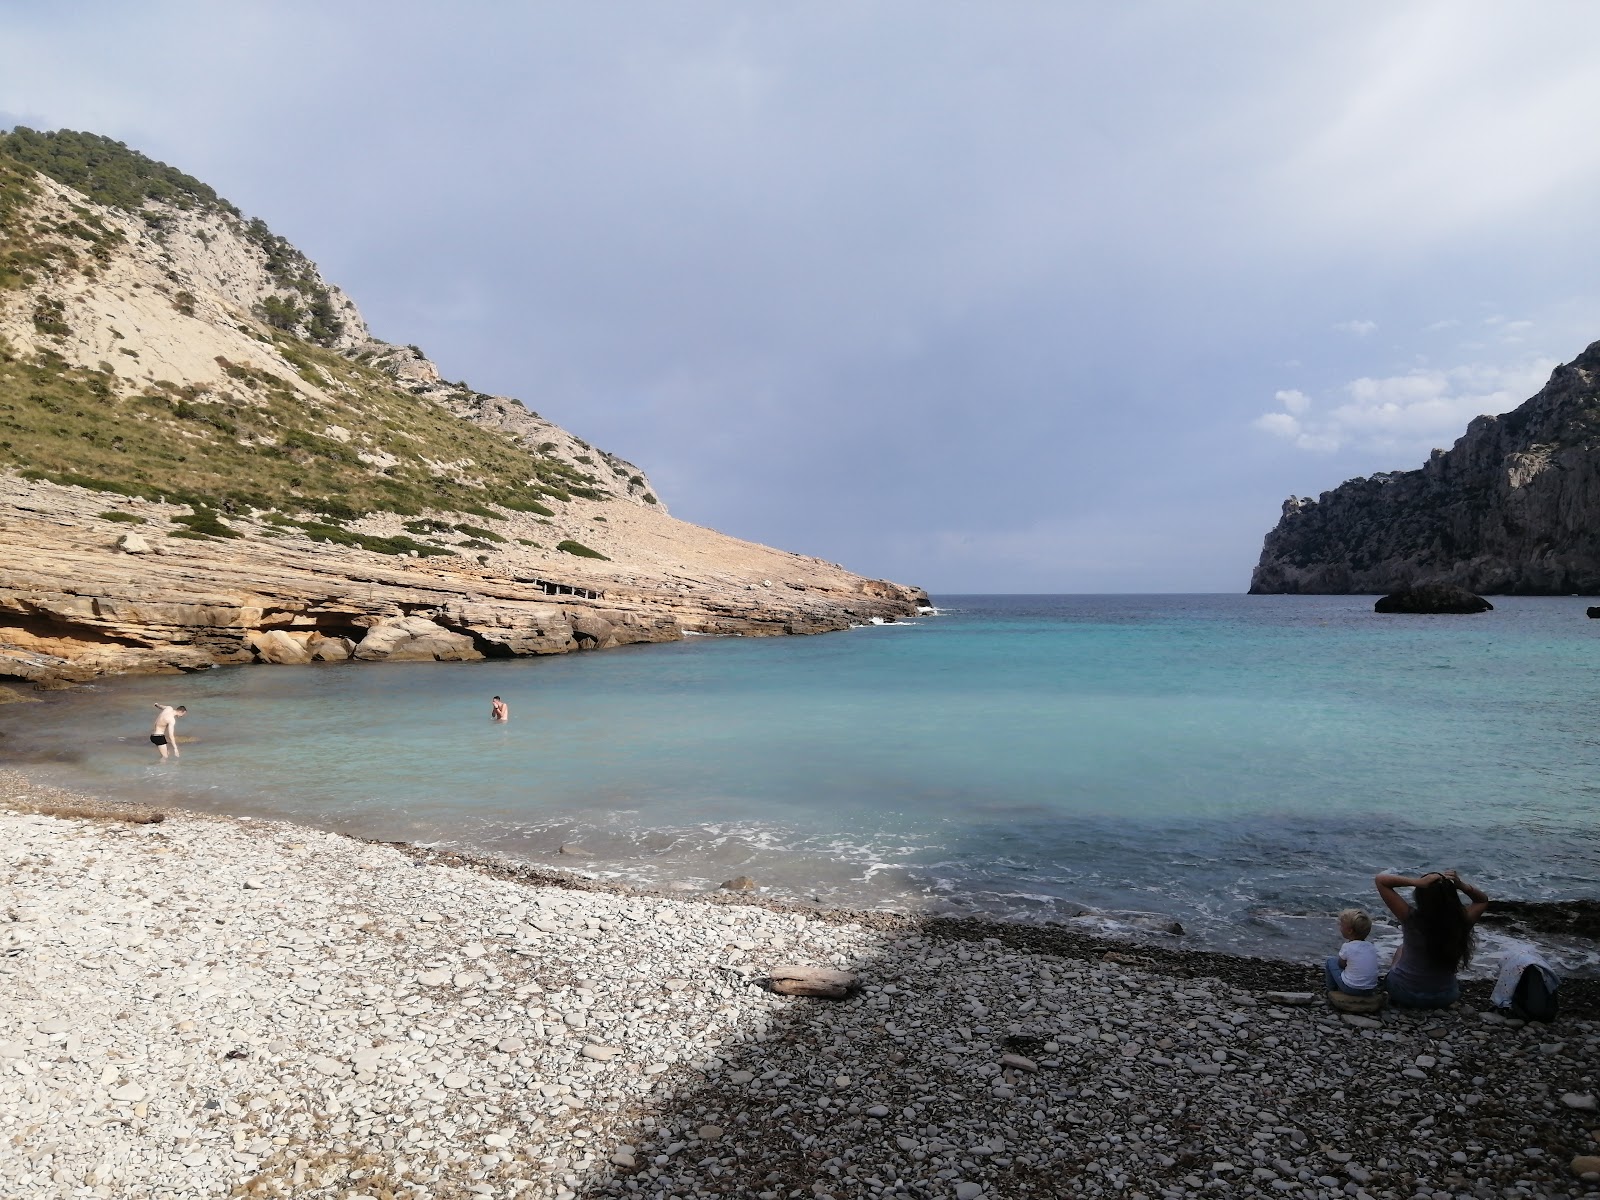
[6,2,1600,592]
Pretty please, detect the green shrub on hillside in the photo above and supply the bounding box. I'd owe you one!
[260,295,300,331]
[172,506,241,538]
[31,297,69,338]
[286,519,450,557]
[453,523,506,543]
[556,539,608,560]
[498,493,555,517]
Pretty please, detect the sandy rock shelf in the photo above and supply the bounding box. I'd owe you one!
[2,775,1598,1200]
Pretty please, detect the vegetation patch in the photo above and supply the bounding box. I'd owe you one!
[0,132,649,529]
[284,518,450,557]
[497,493,555,517]
[0,339,616,524]
[1,127,235,215]
[98,510,144,523]
[172,506,241,539]
[556,539,609,560]
[453,522,505,543]
[31,296,69,338]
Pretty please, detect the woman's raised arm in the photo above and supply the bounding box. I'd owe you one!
[1445,871,1491,922]
[1374,872,1417,921]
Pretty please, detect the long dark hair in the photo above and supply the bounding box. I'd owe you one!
[1412,875,1475,971]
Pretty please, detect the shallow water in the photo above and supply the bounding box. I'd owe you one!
[6,594,1599,973]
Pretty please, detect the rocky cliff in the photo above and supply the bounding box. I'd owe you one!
[1249,338,1600,595]
[0,129,926,686]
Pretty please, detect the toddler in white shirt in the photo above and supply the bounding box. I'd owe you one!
[1324,908,1379,995]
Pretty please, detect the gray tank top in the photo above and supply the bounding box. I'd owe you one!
[1387,906,1458,993]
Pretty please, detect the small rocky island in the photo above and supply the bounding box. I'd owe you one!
[1374,584,1494,614]
[1250,339,1600,595]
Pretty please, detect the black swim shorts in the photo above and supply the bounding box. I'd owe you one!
[150,734,167,745]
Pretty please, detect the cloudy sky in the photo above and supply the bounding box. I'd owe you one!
[6,2,1600,592]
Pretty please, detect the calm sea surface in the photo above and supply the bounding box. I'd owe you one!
[6,594,1599,972]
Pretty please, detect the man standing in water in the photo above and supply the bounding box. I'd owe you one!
[490,696,509,722]
[150,703,186,758]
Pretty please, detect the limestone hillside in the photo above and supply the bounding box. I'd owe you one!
[1249,337,1600,595]
[0,129,926,685]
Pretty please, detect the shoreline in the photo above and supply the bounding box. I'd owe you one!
[4,770,1599,1199]
[5,758,1599,984]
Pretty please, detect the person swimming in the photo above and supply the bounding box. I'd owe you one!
[490,696,508,722]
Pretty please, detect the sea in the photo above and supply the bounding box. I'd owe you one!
[6,594,1599,976]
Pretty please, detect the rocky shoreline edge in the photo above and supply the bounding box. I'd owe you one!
[3,770,1598,1200]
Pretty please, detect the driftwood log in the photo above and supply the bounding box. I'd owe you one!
[766,965,857,999]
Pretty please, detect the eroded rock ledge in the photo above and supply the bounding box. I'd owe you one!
[0,477,928,687]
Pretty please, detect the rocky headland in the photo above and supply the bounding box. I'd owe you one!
[0,129,925,689]
[1250,340,1600,595]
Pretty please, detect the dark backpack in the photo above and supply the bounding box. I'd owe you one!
[1510,965,1559,1023]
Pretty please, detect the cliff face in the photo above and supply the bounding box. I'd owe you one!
[0,130,925,685]
[1249,339,1600,595]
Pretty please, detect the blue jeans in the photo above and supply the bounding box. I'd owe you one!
[1324,956,1377,995]
[1384,971,1459,1009]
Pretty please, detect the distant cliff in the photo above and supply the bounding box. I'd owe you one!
[0,129,925,685]
[1250,339,1600,595]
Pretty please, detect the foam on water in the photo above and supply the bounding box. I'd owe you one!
[5,593,1599,974]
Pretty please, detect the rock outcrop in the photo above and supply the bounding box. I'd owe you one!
[1250,339,1600,595]
[0,130,927,685]
[1372,584,1493,614]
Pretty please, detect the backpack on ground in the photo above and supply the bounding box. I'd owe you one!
[1509,963,1559,1023]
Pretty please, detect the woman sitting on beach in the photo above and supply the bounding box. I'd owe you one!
[1374,870,1490,1008]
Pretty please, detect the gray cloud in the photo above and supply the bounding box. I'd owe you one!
[6,1,1600,591]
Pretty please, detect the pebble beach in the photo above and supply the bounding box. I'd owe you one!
[3,771,1598,1200]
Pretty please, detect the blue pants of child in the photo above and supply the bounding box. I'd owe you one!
[1324,956,1377,996]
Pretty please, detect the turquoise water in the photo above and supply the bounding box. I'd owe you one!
[6,594,1599,968]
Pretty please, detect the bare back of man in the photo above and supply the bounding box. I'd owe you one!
[150,704,187,758]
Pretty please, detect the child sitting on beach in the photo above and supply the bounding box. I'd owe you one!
[1324,908,1379,995]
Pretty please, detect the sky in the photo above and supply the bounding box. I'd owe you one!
[5,2,1600,593]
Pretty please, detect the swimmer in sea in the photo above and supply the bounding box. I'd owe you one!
[150,703,186,759]
[491,695,508,722]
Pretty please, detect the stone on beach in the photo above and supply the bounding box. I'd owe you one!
[766,964,856,998]
[998,1053,1039,1073]
[1327,989,1388,1014]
